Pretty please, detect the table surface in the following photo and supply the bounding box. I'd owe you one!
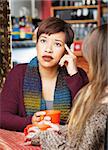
[0,129,41,150]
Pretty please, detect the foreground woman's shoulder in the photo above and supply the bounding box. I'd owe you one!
[97,101,108,113]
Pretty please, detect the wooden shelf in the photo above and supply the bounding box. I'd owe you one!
[50,2,102,40]
[51,5,98,11]
[12,40,36,48]
[65,19,98,24]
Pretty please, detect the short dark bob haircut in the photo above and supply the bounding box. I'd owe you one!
[37,17,74,47]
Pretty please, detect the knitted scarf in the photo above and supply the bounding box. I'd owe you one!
[23,57,72,124]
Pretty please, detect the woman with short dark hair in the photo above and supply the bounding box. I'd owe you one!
[0,17,88,131]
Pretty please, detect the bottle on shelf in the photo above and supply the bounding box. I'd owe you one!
[80,24,85,39]
[71,10,77,20]
[102,0,108,4]
[91,0,97,5]
[51,0,100,45]
[82,0,97,5]
[86,0,91,5]
[82,0,86,5]
[59,0,65,6]
[93,9,97,20]
[75,24,80,40]
[82,8,89,19]
[76,9,82,19]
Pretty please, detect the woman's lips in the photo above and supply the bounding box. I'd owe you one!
[42,56,53,62]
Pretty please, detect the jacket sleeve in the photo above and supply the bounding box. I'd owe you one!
[0,64,32,132]
[65,67,89,99]
[31,125,70,150]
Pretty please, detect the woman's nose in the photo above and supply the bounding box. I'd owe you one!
[45,43,53,53]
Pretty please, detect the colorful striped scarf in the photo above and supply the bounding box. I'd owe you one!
[23,57,72,124]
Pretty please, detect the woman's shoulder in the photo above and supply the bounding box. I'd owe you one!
[77,67,88,78]
[83,102,108,136]
[94,101,108,116]
[12,63,28,72]
[6,63,28,81]
[9,63,28,75]
[86,102,108,129]
[78,102,108,150]
[82,100,107,129]
[98,93,108,113]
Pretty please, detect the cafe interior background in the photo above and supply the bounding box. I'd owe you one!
[0,0,108,91]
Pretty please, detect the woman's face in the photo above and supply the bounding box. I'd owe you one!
[36,32,66,68]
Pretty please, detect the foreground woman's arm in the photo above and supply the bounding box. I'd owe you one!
[31,104,108,150]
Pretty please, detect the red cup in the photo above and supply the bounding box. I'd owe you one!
[24,110,61,133]
[45,110,61,124]
[37,110,61,131]
[36,123,50,131]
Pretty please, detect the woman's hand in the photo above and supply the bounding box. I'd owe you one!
[25,111,60,146]
[24,125,41,145]
[32,111,59,131]
[32,111,46,124]
[59,44,77,76]
[45,121,59,132]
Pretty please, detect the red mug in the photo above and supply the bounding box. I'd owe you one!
[36,110,61,131]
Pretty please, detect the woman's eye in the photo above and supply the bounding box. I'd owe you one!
[40,39,46,43]
[55,42,62,47]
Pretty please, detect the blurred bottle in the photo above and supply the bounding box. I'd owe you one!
[71,24,76,33]
[59,0,65,6]
[75,24,80,40]
[102,0,108,4]
[76,9,82,19]
[87,23,93,32]
[70,1,74,6]
[93,9,97,20]
[82,0,86,5]
[91,0,97,5]
[80,24,85,39]
[71,10,77,20]
[83,8,89,19]
[86,0,91,5]
[65,0,70,6]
